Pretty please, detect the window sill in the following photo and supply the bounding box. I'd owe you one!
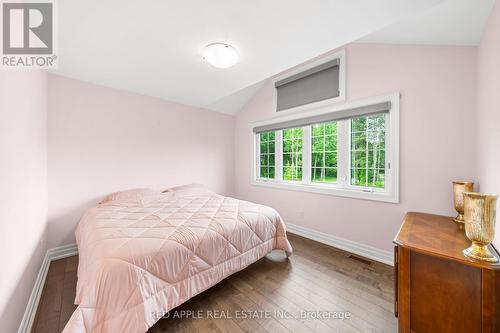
[251,179,399,203]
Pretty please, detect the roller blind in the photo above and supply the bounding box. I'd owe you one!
[275,59,340,112]
[253,102,391,133]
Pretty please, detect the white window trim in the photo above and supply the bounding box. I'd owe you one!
[272,49,346,114]
[251,92,400,204]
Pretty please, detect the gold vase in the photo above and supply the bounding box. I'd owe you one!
[453,181,474,228]
[462,192,498,263]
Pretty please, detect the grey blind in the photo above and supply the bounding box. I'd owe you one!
[275,59,340,112]
[254,102,390,133]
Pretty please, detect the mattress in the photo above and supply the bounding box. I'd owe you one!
[62,186,292,333]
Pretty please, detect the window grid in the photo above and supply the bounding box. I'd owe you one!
[350,115,386,188]
[259,131,275,179]
[311,122,337,183]
[283,128,303,181]
[253,95,398,203]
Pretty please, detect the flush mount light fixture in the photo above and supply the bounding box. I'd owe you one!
[203,43,238,69]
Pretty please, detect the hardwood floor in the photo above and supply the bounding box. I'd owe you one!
[31,255,78,332]
[32,233,396,333]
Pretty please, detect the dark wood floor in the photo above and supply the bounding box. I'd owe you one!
[32,233,396,333]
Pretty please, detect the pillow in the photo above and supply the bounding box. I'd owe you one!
[163,184,212,196]
[162,184,206,193]
[99,188,160,205]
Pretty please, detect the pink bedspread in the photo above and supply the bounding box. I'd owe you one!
[63,187,292,333]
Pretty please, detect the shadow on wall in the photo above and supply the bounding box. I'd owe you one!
[0,229,46,332]
[47,197,101,248]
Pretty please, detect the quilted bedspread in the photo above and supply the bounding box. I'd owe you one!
[62,186,292,333]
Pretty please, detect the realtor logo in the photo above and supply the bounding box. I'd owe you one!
[1,0,57,68]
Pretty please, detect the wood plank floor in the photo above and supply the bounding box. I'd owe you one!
[32,233,396,333]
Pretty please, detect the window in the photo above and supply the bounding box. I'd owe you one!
[282,128,303,181]
[312,122,337,183]
[350,115,385,188]
[259,131,275,179]
[253,93,399,203]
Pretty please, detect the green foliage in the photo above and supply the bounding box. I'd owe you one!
[258,115,385,189]
[312,168,337,183]
[312,137,324,152]
[259,131,276,179]
[312,121,337,183]
[283,128,303,181]
[350,115,385,188]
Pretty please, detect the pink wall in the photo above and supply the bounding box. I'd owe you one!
[0,71,48,332]
[477,1,500,250]
[234,44,477,252]
[47,75,234,248]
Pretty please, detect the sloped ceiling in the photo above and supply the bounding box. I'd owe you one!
[53,0,449,115]
[226,0,495,114]
[359,0,495,45]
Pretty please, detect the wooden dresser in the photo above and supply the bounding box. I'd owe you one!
[394,212,500,333]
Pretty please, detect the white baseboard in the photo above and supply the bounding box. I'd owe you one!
[286,223,393,266]
[18,243,78,333]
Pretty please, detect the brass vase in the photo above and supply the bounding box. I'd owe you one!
[453,181,474,228]
[462,192,498,263]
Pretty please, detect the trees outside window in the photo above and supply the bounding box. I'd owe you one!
[350,115,385,188]
[259,131,275,179]
[258,115,386,189]
[311,122,337,183]
[253,96,398,203]
[282,128,303,181]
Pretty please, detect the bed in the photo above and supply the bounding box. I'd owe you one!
[62,185,292,333]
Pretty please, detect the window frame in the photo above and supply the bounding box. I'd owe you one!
[272,49,346,114]
[258,131,276,179]
[310,121,339,184]
[252,92,399,203]
[346,114,390,193]
[282,127,304,182]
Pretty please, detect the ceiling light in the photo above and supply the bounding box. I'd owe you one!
[203,43,238,69]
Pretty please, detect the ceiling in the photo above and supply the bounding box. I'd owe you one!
[359,0,495,45]
[54,0,495,115]
[54,0,451,115]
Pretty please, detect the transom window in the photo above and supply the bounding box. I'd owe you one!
[253,95,399,203]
